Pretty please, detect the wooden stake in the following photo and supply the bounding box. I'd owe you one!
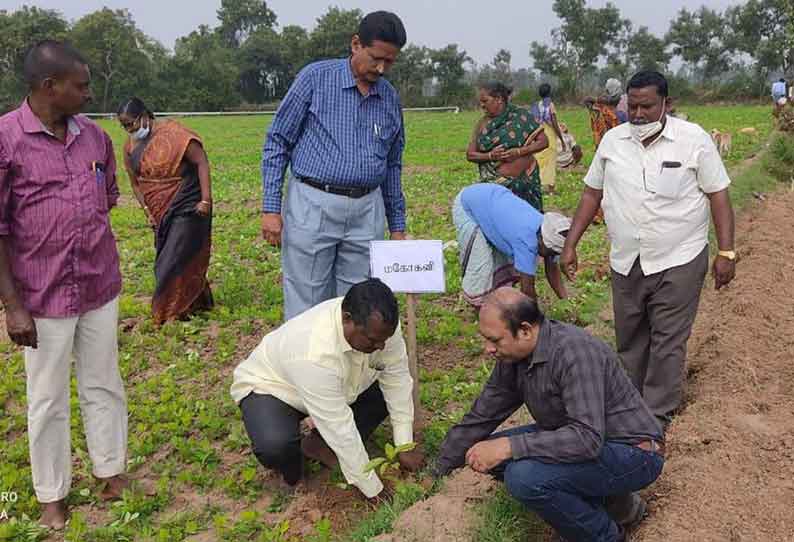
[406,293,419,410]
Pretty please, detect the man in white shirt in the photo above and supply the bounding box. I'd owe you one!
[560,71,736,428]
[230,279,424,499]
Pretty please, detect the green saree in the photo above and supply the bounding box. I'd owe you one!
[476,103,544,211]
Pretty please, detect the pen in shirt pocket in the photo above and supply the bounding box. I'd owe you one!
[92,161,106,183]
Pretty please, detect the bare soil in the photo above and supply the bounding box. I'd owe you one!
[635,190,794,541]
[376,190,794,542]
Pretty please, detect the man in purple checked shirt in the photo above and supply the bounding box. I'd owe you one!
[0,41,128,530]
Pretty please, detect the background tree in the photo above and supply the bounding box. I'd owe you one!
[625,26,671,73]
[167,25,240,111]
[429,44,471,103]
[726,0,794,90]
[307,7,362,62]
[665,7,731,83]
[530,0,627,97]
[388,44,432,105]
[70,8,161,113]
[217,0,277,49]
[0,7,68,111]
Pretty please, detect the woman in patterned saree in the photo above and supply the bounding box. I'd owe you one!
[118,98,214,325]
[466,81,549,211]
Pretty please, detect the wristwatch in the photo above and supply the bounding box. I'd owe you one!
[718,250,736,260]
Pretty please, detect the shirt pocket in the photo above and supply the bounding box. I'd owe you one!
[653,164,686,199]
[373,126,397,160]
[90,167,109,213]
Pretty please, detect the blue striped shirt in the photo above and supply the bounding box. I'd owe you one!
[262,59,406,231]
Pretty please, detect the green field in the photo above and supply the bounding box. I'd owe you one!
[0,105,776,541]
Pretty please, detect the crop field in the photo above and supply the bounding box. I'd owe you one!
[0,104,776,542]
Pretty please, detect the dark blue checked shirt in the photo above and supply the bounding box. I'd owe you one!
[262,59,406,232]
[434,319,663,475]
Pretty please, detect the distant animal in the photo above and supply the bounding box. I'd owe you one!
[710,129,732,157]
[739,127,758,136]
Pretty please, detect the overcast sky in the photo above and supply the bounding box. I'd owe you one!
[7,0,743,69]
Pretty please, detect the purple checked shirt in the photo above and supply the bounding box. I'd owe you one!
[0,100,121,318]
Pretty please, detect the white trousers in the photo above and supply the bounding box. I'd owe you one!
[24,296,128,503]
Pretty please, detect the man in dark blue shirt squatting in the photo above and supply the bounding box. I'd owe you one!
[434,287,666,542]
[261,11,408,321]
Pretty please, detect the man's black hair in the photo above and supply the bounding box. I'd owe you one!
[627,70,669,98]
[538,83,552,98]
[23,40,87,90]
[342,279,400,330]
[358,11,406,48]
[495,296,545,337]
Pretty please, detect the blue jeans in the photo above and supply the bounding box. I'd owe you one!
[492,424,664,542]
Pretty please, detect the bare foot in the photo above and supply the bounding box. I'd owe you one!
[39,500,67,530]
[301,430,338,469]
[96,474,130,501]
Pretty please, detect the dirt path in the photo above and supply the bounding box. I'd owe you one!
[379,188,794,542]
[636,190,794,541]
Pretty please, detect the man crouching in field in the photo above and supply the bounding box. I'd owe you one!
[433,288,664,541]
[230,279,424,501]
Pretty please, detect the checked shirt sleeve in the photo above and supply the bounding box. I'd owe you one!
[434,361,523,476]
[261,68,313,214]
[381,105,406,232]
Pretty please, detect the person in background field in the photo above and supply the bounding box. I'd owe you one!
[584,78,627,149]
[261,11,408,321]
[0,40,128,530]
[772,77,787,113]
[433,289,665,542]
[452,183,569,307]
[561,70,736,430]
[230,279,424,501]
[118,97,214,325]
[466,81,549,211]
[530,83,566,194]
[556,122,583,169]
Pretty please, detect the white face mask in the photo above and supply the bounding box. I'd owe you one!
[132,117,150,141]
[630,104,666,142]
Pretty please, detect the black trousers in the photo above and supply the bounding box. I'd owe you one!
[239,381,388,484]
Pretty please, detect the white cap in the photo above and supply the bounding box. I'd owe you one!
[605,78,622,99]
[541,212,572,254]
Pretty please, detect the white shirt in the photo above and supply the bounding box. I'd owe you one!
[230,297,414,498]
[584,116,731,276]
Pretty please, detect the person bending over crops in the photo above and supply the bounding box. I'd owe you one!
[230,279,424,503]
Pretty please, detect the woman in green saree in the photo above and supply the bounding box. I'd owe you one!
[466,81,549,211]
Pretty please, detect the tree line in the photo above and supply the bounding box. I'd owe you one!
[1,0,792,113]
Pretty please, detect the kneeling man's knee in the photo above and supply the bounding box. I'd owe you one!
[504,461,550,504]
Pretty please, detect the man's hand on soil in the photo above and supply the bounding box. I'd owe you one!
[397,449,425,472]
[364,479,395,508]
[465,437,512,474]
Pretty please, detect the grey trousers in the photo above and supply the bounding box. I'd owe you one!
[611,247,708,426]
[281,176,386,321]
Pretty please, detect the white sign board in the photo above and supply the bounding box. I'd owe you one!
[370,240,446,293]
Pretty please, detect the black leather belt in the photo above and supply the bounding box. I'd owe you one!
[299,177,376,199]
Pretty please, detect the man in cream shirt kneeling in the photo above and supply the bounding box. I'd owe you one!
[230,279,424,500]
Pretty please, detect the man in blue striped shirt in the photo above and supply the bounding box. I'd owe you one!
[261,11,408,320]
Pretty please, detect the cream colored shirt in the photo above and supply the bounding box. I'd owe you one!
[230,297,414,498]
[584,116,731,276]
